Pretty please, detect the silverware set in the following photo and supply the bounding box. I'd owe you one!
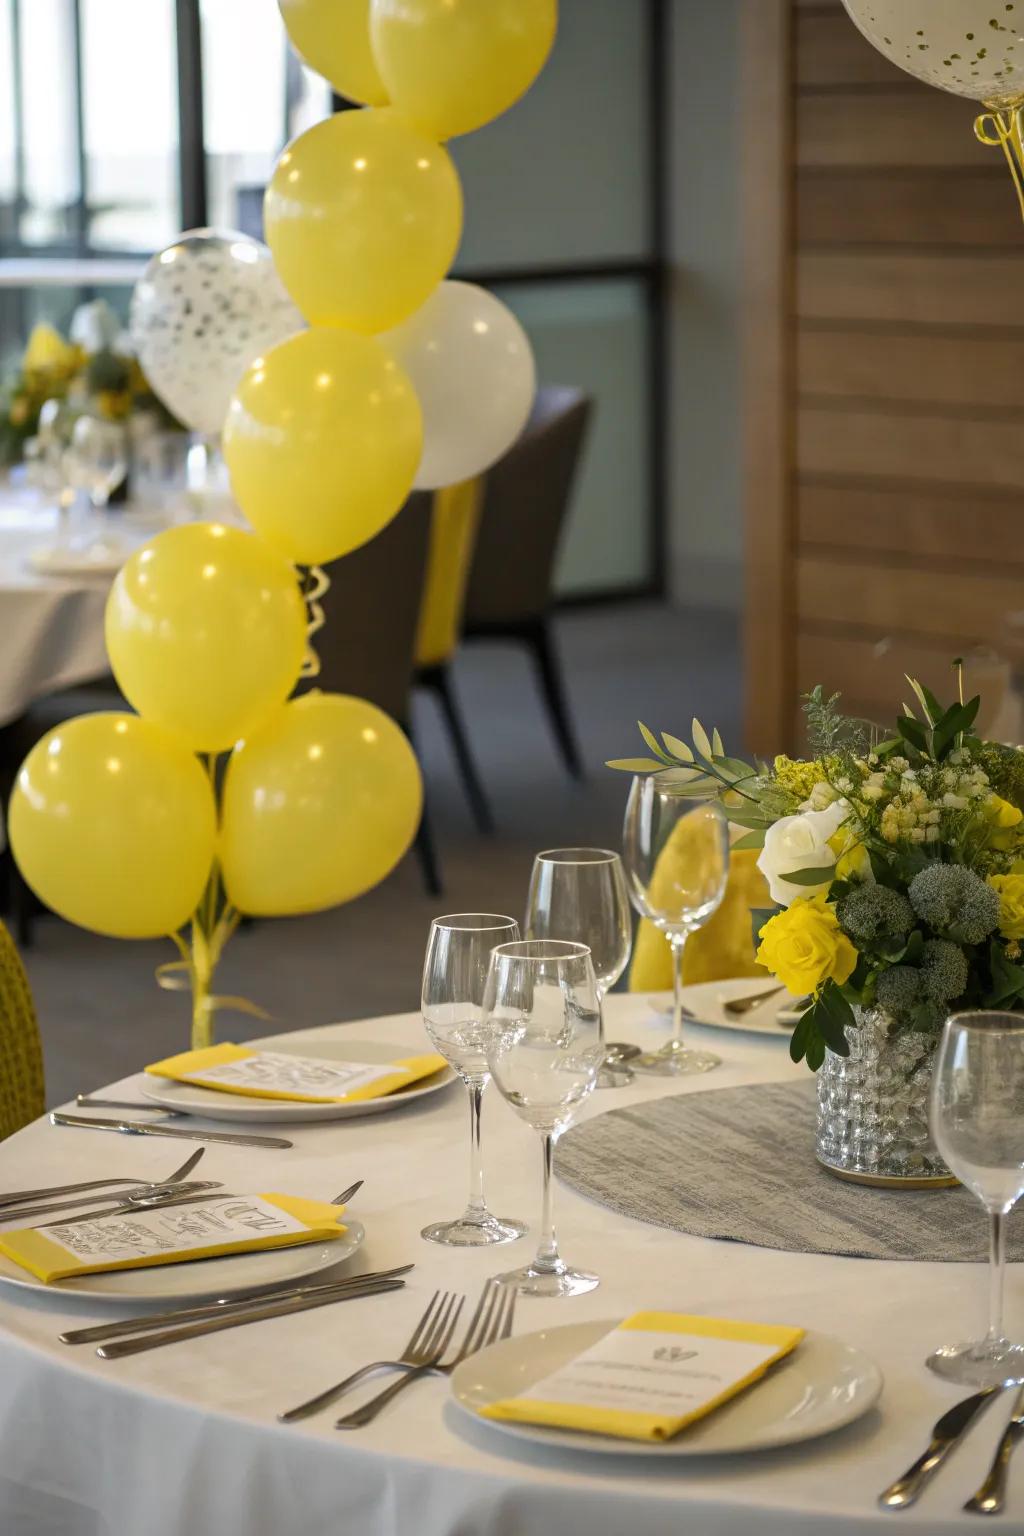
[280,1278,516,1428]
[0,1148,210,1223]
[880,1384,1024,1516]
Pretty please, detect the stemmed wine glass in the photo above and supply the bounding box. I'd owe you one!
[524,848,636,1086]
[420,914,527,1247]
[484,939,603,1297]
[622,774,729,1075]
[63,414,128,514]
[927,1010,1024,1387]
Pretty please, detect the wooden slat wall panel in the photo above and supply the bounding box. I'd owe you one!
[797,170,1020,247]
[797,482,1024,565]
[799,407,1024,491]
[798,329,1024,407]
[798,252,1024,327]
[796,10,913,89]
[797,557,1024,644]
[745,0,1024,749]
[797,93,989,169]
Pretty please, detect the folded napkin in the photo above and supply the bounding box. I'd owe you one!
[0,1193,348,1284]
[144,1043,448,1103]
[480,1311,804,1442]
[630,847,771,991]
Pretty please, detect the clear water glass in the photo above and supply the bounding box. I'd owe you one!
[622,775,729,1075]
[63,415,127,512]
[420,914,527,1247]
[928,1010,1024,1387]
[525,847,635,1086]
[484,939,603,1297]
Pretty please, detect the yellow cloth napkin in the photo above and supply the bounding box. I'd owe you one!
[144,1043,448,1103]
[630,848,771,991]
[480,1311,804,1442]
[0,1193,348,1284]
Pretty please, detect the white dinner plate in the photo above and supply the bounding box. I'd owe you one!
[27,540,127,577]
[0,1217,364,1305]
[140,1037,458,1123]
[648,977,803,1038]
[451,1320,882,1457]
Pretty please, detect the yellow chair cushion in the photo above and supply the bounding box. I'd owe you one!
[0,920,44,1139]
[629,849,771,991]
[414,477,483,669]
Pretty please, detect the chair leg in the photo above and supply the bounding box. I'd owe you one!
[526,619,585,780]
[420,665,495,835]
[414,802,443,898]
[11,863,35,950]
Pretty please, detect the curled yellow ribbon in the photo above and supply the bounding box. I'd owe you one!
[300,564,331,680]
[974,105,1024,221]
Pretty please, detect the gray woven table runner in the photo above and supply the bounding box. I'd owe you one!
[555,1079,1023,1262]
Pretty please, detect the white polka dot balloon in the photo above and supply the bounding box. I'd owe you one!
[842,0,1024,108]
[130,229,305,438]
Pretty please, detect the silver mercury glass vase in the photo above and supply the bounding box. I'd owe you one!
[815,1006,955,1187]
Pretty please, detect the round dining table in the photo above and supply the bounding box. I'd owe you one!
[0,995,1016,1536]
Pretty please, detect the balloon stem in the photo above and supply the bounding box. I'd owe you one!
[974,106,1024,221]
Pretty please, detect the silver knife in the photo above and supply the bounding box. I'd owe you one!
[95,1276,408,1358]
[50,1111,292,1151]
[61,1263,414,1344]
[879,1387,1001,1509]
[964,1385,1024,1515]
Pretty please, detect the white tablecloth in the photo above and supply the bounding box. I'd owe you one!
[0,488,167,727]
[0,996,1020,1536]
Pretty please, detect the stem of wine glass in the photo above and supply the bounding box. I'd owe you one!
[596,984,606,1050]
[465,1079,488,1223]
[988,1208,1007,1342]
[669,933,688,1051]
[533,1131,560,1274]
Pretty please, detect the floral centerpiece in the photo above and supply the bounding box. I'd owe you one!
[0,300,180,466]
[612,668,1024,1184]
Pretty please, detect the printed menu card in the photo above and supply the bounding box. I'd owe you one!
[145,1043,447,1102]
[0,1194,348,1283]
[480,1312,805,1441]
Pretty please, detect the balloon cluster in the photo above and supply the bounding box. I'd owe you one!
[7,0,557,1047]
[842,0,1024,219]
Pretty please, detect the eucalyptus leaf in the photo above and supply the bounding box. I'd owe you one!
[781,864,836,887]
[661,733,694,763]
[638,722,673,764]
[605,757,665,773]
[691,718,712,760]
[730,829,766,851]
[712,728,725,757]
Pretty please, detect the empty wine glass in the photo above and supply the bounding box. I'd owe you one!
[525,848,636,1086]
[927,1010,1024,1387]
[420,914,527,1247]
[484,939,603,1297]
[622,775,729,1075]
[33,398,78,541]
[63,414,127,513]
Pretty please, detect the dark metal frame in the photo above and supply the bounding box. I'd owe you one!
[0,0,669,599]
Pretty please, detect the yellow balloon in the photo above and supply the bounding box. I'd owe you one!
[371,0,557,140]
[264,108,462,332]
[9,714,216,940]
[106,523,308,754]
[279,0,388,105]
[223,328,422,566]
[220,693,422,916]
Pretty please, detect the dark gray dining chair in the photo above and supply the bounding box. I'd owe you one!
[304,493,442,894]
[461,385,592,779]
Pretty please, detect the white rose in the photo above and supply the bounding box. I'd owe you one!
[756,800,847,907]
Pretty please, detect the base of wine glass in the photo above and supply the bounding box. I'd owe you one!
[497,1257,600,1298]
[420,1211,526,1247]
[926,1337,1024,1388]
[633,1039,720,1076]
[597,1059,634,1089]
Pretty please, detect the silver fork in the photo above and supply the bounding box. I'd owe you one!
[280,1286,459,1422]
[335,1279,515,1430]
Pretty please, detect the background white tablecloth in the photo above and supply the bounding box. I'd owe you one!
[0,488,165,727]
[0,996,1020,1536]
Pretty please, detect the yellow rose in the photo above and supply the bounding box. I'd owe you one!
[756,895,858,997]
[987,873,1024,941]
[829,829,872,884]
[985,795,1024,852]
[22,322,78,375]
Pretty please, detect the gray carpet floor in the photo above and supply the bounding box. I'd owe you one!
[20,601,741,1107]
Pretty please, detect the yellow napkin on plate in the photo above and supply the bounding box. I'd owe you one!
[144,1043,448,1103]
[480,1311,804,1442]
[0,1193,348,1284]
